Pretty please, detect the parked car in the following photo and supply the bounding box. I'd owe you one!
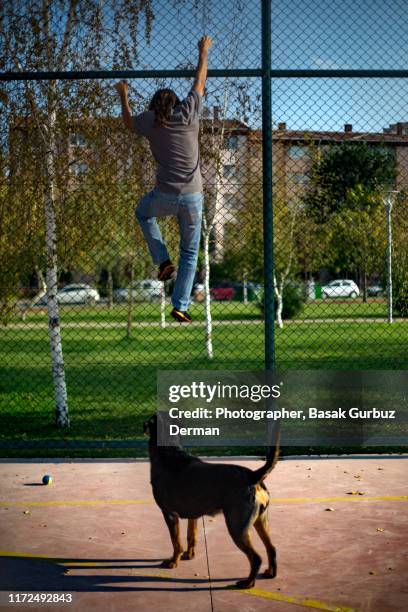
[367,284,384,297]
[321,279,359,299]
[210,286,236,301]
[208,282,260,302]
[37,284,100,305]
[113,279,162,303]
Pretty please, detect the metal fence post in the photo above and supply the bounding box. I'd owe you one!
[262,0,275,369]
[384,190,399,324]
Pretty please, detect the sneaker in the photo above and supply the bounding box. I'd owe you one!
[170,308,192,323]
[158,259,175,281]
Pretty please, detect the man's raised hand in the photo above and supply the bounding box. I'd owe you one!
[115,80,129,97]
[198,36,213,53]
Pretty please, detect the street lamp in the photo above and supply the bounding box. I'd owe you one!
[382,190,399,324]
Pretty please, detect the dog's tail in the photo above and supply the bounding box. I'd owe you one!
[249,423,280,484]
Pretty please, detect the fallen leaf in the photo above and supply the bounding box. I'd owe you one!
[376,528,385,532]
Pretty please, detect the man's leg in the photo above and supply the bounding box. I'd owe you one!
[135,190,175,265]
[171,193,203,320]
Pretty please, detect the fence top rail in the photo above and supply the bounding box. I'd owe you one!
[1,69,408,81]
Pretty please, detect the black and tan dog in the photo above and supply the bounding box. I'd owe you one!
[144,414,280,589]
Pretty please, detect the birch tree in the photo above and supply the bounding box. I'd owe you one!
[200,87,231,359]
[273,197,301,328]
[198,33,249,356]
[0,0,154,427]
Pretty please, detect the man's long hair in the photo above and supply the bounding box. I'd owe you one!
[149,88,180,127]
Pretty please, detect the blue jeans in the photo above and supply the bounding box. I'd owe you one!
[135,189,203,311]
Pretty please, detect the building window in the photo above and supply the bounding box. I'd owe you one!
[71,162,88,176]
[289,172,309,185]
[225,135,238,150]
[288,145,307,159]
[223,164,235,179]
[70,133,86,147]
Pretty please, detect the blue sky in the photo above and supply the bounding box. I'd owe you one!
[5,0,406,133]
[124,0,407,132]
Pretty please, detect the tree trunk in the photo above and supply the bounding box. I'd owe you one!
[362,269,367,303]
[243,269,248,305]
[275,288,283,329]
[273,273,284,329]
[203,230,213,359]
[44,106,69,428]
[126,259,134,339]
[160,281,166,328]
[107,268,113,309]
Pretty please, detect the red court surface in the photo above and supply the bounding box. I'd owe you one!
[0,456,407,611]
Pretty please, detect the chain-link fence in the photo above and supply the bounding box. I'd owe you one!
[0,0,407,454]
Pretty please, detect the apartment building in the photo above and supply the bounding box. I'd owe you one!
[260,121,408,202]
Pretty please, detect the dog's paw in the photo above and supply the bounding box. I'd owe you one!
[160,559,178,569]
[181,550,195,560]
[263,567,276,579]
[235,579,255,590]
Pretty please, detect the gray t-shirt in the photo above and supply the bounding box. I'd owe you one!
[132,90,202,194]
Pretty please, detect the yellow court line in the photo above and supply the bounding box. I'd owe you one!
[0,499,154,507]
[0,495,407,508]
[270,495,408,504]
[238,587,357,611]
[0,551,356,611]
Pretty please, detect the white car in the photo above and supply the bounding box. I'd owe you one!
[57,284,100,304]
[322,280,359,299]
[37,284,100,305]
[113,280,162,303]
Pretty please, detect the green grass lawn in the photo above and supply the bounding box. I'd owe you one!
[11,300,261,324]
[302,299,388,319]
[8,296,393,325]
[1,316,407,449]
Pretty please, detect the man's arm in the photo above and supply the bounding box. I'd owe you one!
[115,80,134,131]
[192,36,213,98]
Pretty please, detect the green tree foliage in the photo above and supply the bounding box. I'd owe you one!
[322,185,386,286]
[305,142,395,222]
[391,191,408,316]
[0,0,157,317]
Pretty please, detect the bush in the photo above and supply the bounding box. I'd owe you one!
[394,278,408,317]
[257,282,306,320]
